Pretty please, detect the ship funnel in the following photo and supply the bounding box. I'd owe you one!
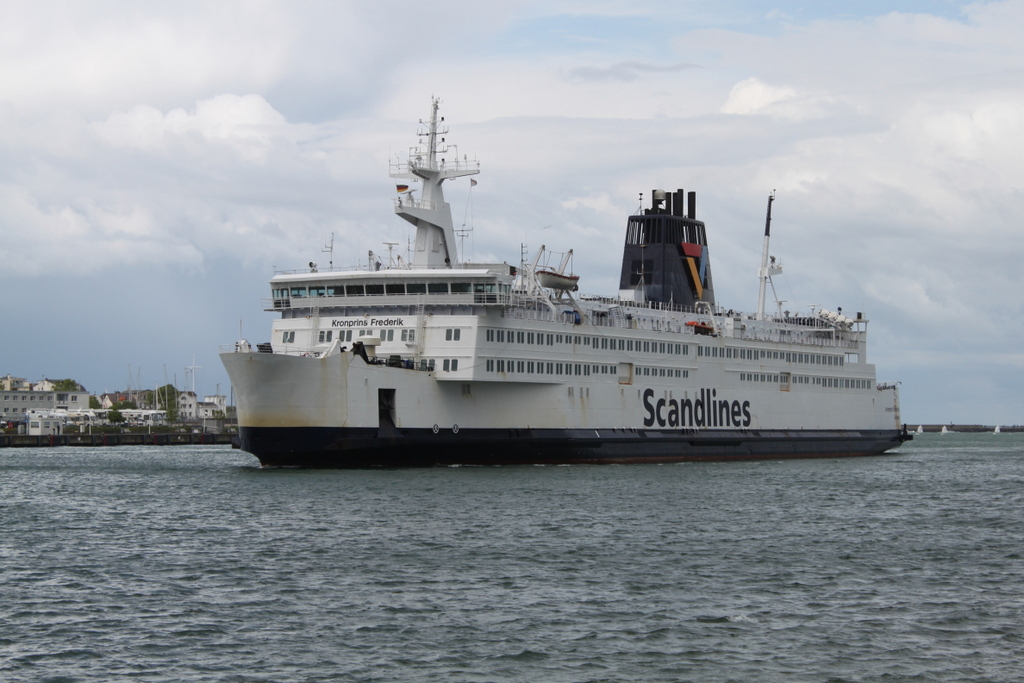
[620,184,714,308]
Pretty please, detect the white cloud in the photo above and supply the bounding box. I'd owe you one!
[93,95,291,163]
[721,77,799,115]
[0,2,295,117]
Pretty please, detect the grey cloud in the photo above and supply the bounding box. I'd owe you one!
[567,60,700,82]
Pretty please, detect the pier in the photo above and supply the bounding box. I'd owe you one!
[0,433,236,448]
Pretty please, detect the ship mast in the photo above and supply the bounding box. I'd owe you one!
[756,191,782,320]
[391,98,479,268]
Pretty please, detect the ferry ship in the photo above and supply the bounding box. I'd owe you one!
[221,99,910,467]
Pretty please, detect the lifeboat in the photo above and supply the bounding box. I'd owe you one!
[536,269,580,291]
[686,320,716,336]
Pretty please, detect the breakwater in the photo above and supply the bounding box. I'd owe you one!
[915,424,1022,433]
[0,433,235,448]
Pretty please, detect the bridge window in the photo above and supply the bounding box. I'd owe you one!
[428,282,448,294]
[407,283,426,294]
[450,282,471,293]
[385,284,405,295]
[365,284,384,295]
[290,287,307,297]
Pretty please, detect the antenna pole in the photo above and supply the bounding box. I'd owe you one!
[322,233,335,271]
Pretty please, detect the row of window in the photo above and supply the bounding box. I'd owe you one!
[481,360,688,379]
[700,346,845,366]
[290,329,419,345]
[637,367,690,378]
[282,326,847,373]
[273,281,510,299]
[485,328,690,356]
[1,395,53,402]
[485,360,619,376]
[739,373,871,389]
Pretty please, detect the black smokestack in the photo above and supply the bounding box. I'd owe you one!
[687,191,696,219]
[673,189,685,217]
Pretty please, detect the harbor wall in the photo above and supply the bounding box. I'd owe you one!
[0,433,236,448]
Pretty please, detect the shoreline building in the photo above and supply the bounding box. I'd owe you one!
[2,376,89,422]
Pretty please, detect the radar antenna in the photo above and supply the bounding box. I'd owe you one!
[322,233,334,271]
[383,241,399,269]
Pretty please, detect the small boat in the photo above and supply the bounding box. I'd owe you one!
[994,425,1001,434]
[941,425,949,434]
[916,425,924,434]
[535,269,579,291]
[685,320,716,336]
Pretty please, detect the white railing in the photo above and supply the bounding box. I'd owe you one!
[394,197,437,212]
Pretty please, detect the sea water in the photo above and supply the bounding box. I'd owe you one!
[2,433,1022,682]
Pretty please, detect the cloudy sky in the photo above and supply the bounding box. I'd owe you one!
[2,0,1022,424]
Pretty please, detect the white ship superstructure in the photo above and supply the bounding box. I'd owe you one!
[222,99,909,467]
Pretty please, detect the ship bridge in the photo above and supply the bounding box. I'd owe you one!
[264,265,515,312]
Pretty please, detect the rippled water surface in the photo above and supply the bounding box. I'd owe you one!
[3,434,1023,682]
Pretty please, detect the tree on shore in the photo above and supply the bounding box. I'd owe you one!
[89,396,101,409]
[52,379,85,391]
[108,408,125,424]
[156,384,180,422]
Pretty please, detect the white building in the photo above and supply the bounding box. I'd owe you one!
[1,374,30,391]
[178,391,198,419]
[25,411,66,436]
[2,388,89,420]
[121,409,168,426]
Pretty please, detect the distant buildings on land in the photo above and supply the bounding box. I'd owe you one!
[2,374,90,420]
[179,392,227,419]
[2,373,228,428]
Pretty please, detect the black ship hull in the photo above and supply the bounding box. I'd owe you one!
[238,426,911,468]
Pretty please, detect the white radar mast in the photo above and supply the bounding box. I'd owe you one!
[390,98,480,268]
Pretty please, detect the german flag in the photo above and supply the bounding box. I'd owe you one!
[396,184,410,193]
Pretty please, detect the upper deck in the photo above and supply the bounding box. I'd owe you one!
[265,264,517,311]
[261,264,867,354]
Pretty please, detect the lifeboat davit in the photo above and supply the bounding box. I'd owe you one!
[536,269,580,291]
